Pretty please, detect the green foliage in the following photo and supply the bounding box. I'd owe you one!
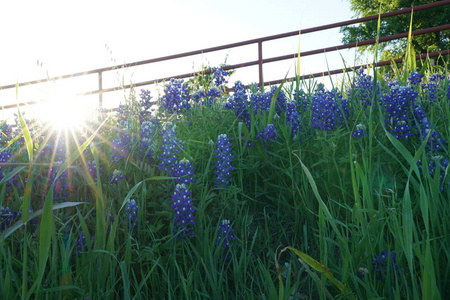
[341,0,450,60]
[0,55,449,299]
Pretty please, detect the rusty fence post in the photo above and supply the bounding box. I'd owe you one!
[258,41,263,91]
[98,71,103,108]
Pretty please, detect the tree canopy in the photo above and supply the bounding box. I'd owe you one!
[341,0,450,61]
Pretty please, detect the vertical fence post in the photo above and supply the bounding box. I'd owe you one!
[258,40,263,91]
[98,71,103,108]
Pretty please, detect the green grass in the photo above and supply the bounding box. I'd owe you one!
[0,52,449,299]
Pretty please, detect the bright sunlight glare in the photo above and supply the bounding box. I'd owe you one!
[36,94,90,131]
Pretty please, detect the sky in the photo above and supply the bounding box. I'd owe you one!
[0,0,363,118]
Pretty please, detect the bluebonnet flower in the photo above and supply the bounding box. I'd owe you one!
[159,122,184,173]
[315,83,325,93]
[381,85,418,140]
[408,70,423,85]
[292,89,309,111]
[87,160,102,182]
[250,86,287,116]
[256,124,278,148]
[421,73,446,103]
[0,123,13,145]
[75,232,95,254]
[447,83,450,100]
[213,67,228,87]
[158,79,191,114]
[0,150,18,191]
[191,90,205,105]
[139,119,159,162]
[371,249,399,281]
[124,199,138,230]
[192,88,222,108]
[204,87,222,107]
[225,81,251,129]
[384,75,399,90]
[214,134,235,188]
[172,158,196,185]
[138,89,154,121]
[285,101,302,137]
[352,123,368,138]
[216,219,236,251]
[216,220,237,260]
[170,183,196,238]
[417,155,449,191]
[310,89,349,132]
[414,106,448,153]
[348,69,376,107]
[249,91,269,115]
[116,104,130,127]
[110,129,132,163]
[110,169,125,184]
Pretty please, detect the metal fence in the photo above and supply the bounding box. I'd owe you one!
[1,0,449,111]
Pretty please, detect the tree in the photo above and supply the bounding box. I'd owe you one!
[341,0,450,61]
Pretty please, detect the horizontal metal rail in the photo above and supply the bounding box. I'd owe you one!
[1,0,449,110]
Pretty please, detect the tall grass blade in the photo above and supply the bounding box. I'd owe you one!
[280,247,348,294]
[267,76,287,126]
[16,107,33,162]
[0,202,87,240]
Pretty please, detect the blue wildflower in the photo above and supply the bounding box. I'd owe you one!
[381,85,418,140]
[310,89,349,132]
[414,106,448,153]
[116,104,129,127]
[286,101,302,137]
[172,158,196,185]
[348,69,376,107]
[139,89,154,120]
[87,160,102,182]
[110,129,132,163]
[408,70,423,85]
[139,119,159,162]
[75,232,94,254]
[256,124,278,148]
[204,87,222,107]
[421,73,446,103]
[124,199,138,230]
[158,78,191,114]
[352,123,368,138]
[447,83,450,100]
[418,155,449,191]
[170,183,196,238]
[213,67,228,87]
[226,81,251,129]
[216,219,236,251]
[159,122,184,173]
[249,86,287,116]
[110,169,125,184]
[371,249,399,281]
[0,150,19,192]
[214,134,235,188]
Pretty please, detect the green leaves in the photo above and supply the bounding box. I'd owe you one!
[277,246,354,299]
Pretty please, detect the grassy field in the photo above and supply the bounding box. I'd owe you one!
[0,55,449,299]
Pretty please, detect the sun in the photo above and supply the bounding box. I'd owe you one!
[36,94,92,132]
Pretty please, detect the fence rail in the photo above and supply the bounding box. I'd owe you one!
[1,0,449,110]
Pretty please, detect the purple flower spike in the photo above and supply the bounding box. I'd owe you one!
[256,124,278,148]
[124,199,138,230]
[216,219,236,250]
[170,184,196,238]
[214,134,235,188]
[110,169,125,184]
